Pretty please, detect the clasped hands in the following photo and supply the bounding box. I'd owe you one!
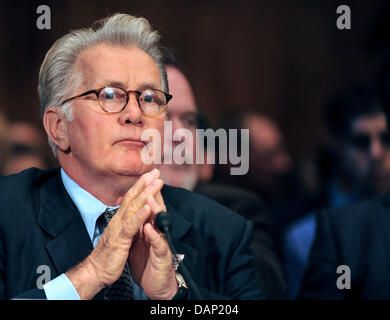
[66,168,178,300]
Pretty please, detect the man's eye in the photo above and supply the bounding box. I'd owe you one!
[142,95,154,103]
[103,89,116,100]
[183,118,197,128]
[104,91,116,99]
[350,135,370,151]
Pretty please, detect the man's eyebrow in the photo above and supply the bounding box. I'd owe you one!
[98,80,161,91]
[137,82,162,91]
[99,80,128,88]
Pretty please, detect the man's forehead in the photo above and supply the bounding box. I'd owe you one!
[75,44,161,89]
[351,113,387,133]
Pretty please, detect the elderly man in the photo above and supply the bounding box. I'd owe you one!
[0,14,263,300]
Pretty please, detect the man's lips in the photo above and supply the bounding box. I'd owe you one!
[115,138,147,148]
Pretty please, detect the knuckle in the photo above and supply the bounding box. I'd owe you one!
[140,174,148,185]
[126,187,138,200]
[153,204,163,213]
[128,203,139,215]
[123,200,137,215]
[125,190,134,200]
[125,217,135,229]
[125,213,142,231]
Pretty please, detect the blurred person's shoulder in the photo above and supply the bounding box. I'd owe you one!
[194,182,268,223]
[195,183,264,207]
[317,196,389,237]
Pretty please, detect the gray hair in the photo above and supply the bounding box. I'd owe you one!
[38,13,168,156]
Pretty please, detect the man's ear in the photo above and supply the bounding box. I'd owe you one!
[43,107,70,152]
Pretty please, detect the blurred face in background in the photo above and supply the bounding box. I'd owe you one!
[159,66,199,190]
[1,121,51,175]
[2,153,46,175]
[245,115,292,194]
[8,122,45,150]
[342,112,390,194]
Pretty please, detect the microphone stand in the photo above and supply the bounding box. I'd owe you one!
[156,212,203,300]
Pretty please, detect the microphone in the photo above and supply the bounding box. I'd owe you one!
[155,211,172,233]
[155,212,203,300]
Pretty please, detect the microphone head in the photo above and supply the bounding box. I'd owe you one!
[155,212,172,233]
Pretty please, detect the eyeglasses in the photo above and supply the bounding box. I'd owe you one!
[60,86,172,117]
[348,132,390,151]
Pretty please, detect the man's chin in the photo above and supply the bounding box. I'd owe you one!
[111,159,153,177]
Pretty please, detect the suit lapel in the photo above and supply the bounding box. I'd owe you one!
[164,194,198,276]
[37,169,93,276]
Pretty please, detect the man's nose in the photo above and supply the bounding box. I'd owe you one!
[171,118,186,143]
[119,94,143,126]
[370,138,384,160]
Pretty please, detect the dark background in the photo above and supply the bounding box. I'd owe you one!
[0,0,389,160]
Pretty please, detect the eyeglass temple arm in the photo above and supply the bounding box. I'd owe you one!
[60,89,99,106]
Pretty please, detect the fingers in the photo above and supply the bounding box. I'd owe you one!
[121,168,160,209]
[131,178,164,212]
[109,168,165,246]
[144,195,170,259]
[155,192,167,213]
[121,204,152,239]
[146,195,165,217]
[143,222,171,260]
[119,176,163,223]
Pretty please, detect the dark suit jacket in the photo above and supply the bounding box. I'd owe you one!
[0,168,264,300]
[195,183,286,299]
[300,196,390,299]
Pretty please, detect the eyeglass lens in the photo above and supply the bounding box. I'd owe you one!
[98,87,166,114]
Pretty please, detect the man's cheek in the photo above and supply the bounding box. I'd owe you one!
[352,155,370,177]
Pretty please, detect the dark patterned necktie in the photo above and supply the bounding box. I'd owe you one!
[96,208,133,300]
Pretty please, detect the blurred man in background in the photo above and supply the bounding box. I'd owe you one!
[159,48,286,299]
[284,83,390,298]
[1,121,55,175]
[214,111,318,253]
[244,114,292,197]
[158,52,199,191]
[297,55,390,300]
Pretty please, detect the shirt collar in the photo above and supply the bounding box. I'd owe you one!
[60,168,119,241]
